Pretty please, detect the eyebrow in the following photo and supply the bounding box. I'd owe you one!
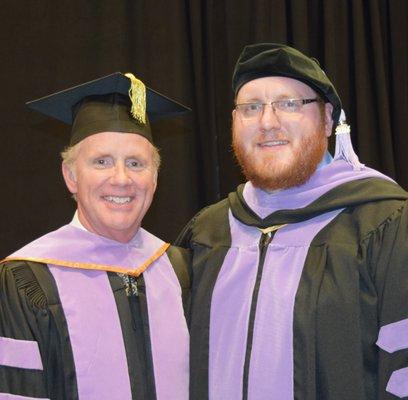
[90,152,146,159]
[273,94,301,100]
[236,97,262,103]
[237,93,301,103]
[91,153,112,159]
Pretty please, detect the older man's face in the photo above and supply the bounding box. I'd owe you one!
[232,76,333,191]
[62,132,157,243]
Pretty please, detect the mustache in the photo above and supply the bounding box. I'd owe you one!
[257,132,289,143]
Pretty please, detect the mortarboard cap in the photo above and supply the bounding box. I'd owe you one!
[232,43,342,124]
[27,72,190,145]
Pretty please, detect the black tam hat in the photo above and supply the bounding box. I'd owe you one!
[232,43,342,124]
[27,72,190,145]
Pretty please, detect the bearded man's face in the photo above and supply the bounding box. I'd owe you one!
[232,76,333,191]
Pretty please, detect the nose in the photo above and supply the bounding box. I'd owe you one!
[259,104,281,131]
[110,163,132,186]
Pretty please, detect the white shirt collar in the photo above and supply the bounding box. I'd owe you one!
[70,211,86,231]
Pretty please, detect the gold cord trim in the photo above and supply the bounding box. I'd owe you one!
[1,243,170,278]
[258,224,288,234]
[124,72,146,124]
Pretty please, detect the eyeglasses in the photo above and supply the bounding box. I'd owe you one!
[235,98,320,120]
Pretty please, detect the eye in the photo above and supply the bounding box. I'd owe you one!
[240,103,263,117]
[245,103,262,112]
[93,157,113,168]
[276,99,301,112]
[126,159,145,170]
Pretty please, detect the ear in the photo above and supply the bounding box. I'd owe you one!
[153,176,158,194]
[232,109,239,130]
[152,170,158,193]
[324,103,334,137]
[62,162,78,194]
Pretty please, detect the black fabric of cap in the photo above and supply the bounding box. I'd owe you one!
[232,43,342,124]
[26,72,190,145]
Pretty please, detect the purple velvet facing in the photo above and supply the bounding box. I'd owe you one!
[48,264,132,399]
[377,318,408,353]
[0,337,43,370]
[0,393,49,399]
[209,208,342,399]
[386,367,408,398]
[8,225,189,400]
[243,159,392,218]
[144,254,189,400]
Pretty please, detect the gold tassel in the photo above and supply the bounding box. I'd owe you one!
[124,72,146,124]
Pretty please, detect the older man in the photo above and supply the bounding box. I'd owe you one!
[176,44,408,399]
[0,73,189,400]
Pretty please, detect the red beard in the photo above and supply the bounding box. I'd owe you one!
[232,125,328,192]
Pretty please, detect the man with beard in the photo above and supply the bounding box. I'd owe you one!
[176,43,408,399]
[0,72,190,400]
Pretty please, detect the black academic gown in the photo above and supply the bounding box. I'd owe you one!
[176,172,408,400]
[0,245,189,400]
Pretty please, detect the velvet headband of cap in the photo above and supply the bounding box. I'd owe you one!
[232,43,342,124]
[70,93,152,146]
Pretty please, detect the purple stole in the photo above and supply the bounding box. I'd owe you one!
[209,160,392,399]
[4,225,189,400]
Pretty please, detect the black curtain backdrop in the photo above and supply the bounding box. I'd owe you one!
[1,0,406,257]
